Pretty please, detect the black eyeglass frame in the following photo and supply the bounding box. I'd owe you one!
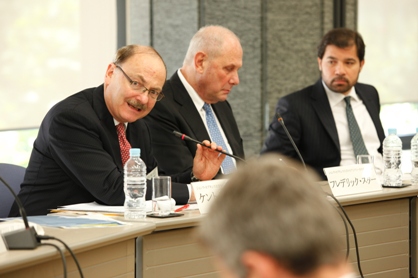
[114,63,164,101]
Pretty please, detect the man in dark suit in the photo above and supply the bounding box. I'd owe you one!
[10,45,225,216]
[145,25,245,177]
[261,28,385,179]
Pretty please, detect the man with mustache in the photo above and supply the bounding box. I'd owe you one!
[261,28,385,179]
[9,45,225,216]
[144,25,245,179]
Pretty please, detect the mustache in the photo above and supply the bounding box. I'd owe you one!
[332,76,349,83]
[127,100,147,111]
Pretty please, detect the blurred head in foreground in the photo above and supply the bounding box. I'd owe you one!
[198,154,354,278]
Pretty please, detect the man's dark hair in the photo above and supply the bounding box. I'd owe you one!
[317,28,365,61]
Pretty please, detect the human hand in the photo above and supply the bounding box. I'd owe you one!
[192,140,226,181]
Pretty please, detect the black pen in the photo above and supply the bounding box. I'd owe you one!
[172,131,245,162]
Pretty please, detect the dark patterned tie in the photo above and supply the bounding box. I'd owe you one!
[116,123,131,166]
[203,103,235,174]
[344,97,369,157]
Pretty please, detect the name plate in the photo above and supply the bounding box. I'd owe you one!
[323,164,381,197]
[0,236,7,254]
[191,179,227,214]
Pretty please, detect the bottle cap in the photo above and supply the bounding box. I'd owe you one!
[129,148,141,157]
[388,128,397,135]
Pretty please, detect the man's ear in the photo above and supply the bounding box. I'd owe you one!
[104,63,115,86]
[194,51,207,74]
[317,57,322,71]
[359,59,365,72]
[241,251,293,278]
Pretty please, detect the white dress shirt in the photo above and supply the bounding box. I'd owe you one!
[177,69,236,173]
[323,81,383,171]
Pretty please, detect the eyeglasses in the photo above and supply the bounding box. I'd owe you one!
[114,63,164,101]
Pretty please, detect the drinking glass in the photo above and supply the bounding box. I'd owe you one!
[356,155,373,165]
[152,176,172,216]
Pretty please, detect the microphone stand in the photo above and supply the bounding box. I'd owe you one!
[276,113,307,170]
[0,176,40,249]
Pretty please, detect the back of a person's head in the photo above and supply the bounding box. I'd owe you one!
[199,154,346,277]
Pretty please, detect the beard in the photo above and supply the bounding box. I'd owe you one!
[328,77,353,94]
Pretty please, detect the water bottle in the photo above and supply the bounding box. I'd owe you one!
[124,148,147,220]
[382,128,403,187]
[411,128,418,185]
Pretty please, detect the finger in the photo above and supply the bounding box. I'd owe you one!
[195,143,203,158]
[201,140,211,147]
[218,152,226,160]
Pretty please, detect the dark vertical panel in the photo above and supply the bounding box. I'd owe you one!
[261,0,269,131]
[150,0,154,46]
[116,0,126,48]
[333,0,346,27]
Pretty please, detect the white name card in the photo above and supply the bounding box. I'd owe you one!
[323,164,381,197]
[191,179,228,214]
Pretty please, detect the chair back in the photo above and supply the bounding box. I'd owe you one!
[0,163,26,218]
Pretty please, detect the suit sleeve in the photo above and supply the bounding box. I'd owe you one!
[145,100,196,176]
[261,97,301,160]
[48,107,126,205]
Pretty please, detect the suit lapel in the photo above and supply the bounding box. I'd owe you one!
[91,85,123,170]
[355,85,385,148]
[311,80,340,150]
[356,87,379,130]
[170,73,211,141]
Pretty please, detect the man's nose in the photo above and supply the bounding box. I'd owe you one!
[335,62,346,75]
[229,72,240,85]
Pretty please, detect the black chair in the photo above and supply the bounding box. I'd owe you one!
[0,163,26,218]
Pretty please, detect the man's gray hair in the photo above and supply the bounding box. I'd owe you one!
[198,154,346,277]
[183,25,240,66]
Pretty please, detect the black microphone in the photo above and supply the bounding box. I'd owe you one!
[0,176,40,249]
[276,112,307,170]
[172,130,245,162]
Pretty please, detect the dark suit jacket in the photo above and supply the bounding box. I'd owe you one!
[9,85,189,216]
[144,71,245,176]
[261,79,385,179]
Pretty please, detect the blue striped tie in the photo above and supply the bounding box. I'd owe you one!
[344,96,369,157]
[203,103,236,174]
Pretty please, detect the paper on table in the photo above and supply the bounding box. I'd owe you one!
[0,219,45,235]
[57,201,153,214]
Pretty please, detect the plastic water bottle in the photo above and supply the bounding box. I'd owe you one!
[382,128,403,187]
[411,128,418,185]
[124,148,147,220]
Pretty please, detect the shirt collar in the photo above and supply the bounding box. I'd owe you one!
[177,69,205,111]
[322,80,359,107]
[113,119,127,128]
